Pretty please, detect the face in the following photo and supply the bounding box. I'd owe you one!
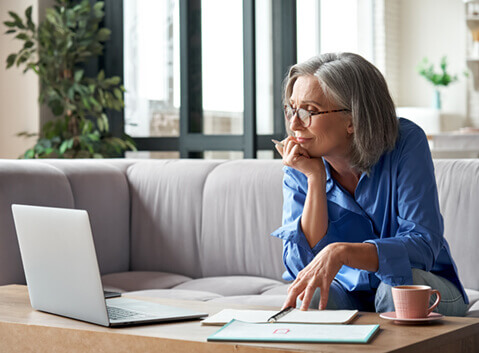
[288,75,353,159]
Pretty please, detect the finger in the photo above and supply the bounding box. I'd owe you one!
[300,285,317,311]
[285,137,298,156]
[283,280,306,309]
[282,292,298,309]
[284,139,294,157]
[274,143,284,157]
[290,144,306,158]
[318,284,330,310]
[290,145,310,163]
[299,147,310,158]
[292,142,310,158]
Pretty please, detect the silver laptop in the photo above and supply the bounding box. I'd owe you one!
[11,204,208,327]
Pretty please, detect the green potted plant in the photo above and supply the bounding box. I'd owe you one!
[416,56,463,110]
[3,0,135,158]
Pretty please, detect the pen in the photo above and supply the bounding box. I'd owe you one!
[267,306,294,323]
[271,139,284,148]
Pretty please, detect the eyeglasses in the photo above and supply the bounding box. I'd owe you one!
[284,104,350,128]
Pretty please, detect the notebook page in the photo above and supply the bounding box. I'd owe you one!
[201,309,277,325]
[277,309,358,324]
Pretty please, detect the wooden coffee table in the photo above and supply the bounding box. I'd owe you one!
[0,285,478,353]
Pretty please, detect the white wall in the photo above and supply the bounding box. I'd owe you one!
[397,0,468,130]
[0,0,39,158]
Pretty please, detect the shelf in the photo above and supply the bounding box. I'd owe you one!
[467,61,479,90]
[467,19,479,30]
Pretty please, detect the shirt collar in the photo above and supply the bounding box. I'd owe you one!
[322,158,334,193]
[322,158,370,217]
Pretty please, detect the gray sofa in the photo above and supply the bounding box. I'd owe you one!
[0,158,478,316]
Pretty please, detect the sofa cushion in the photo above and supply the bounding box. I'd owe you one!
[126,289,222,301]
[172,276,283,296]
[200,160,285,280]
[260,284,290,296]
[102,271,191,292]
[0,161,74,285]
[207,295,286,308]
[128,160,223,278]
[434,160,479,291]
[465,288,479,309]
[43,160,131,275]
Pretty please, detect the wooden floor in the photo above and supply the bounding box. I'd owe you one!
[0,285,478,353]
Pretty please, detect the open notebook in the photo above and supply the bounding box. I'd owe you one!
[201,308,358,326]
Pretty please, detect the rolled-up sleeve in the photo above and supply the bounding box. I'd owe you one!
[364,127,444,286]
[271,167,335,280]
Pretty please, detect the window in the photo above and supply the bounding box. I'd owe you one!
[297,0,374,63]
[202,0,244,136]
[124,0,180,137]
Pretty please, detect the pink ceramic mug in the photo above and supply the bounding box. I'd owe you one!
[391,285,441,319]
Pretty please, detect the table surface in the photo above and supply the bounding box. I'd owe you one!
[1,285,478,353]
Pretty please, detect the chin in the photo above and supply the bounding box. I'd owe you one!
[301,144,322,158]
[305,149,323,159]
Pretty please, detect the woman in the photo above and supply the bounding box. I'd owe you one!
[271,52,468,315]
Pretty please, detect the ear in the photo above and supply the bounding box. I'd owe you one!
[346,118,354,135]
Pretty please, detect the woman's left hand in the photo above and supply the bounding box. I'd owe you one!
[282,243,346,310]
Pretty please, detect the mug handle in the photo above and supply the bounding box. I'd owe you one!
[427,289,441,315]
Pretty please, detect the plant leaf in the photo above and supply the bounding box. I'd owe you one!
[59,140,69,154]
[113,88,122,100]
[101,113,109,132]
[96,28,110,41]
[4,21,17,28]
[24,149,35,159]
[15,33,29,40]
[6,54,17,68]
[74,69,84,82]
[97,117,104,131]
[8,11,25,29]
[25,6,35,31]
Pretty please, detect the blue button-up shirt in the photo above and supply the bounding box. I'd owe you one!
[271,118,468,304]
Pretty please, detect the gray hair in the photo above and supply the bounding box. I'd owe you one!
[283,52,398,174]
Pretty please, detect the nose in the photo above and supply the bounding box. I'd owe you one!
[289,112,304,131]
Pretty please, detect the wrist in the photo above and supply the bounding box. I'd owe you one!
[306,172,326,186]
[332,242,349,267]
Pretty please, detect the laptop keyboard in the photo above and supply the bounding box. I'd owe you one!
[107,306,149,321]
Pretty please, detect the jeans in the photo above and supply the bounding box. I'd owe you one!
[304,269,468,316]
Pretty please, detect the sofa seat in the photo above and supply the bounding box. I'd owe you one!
[207,295,287,307]
[126,289,223,301]
[171,276,284,296]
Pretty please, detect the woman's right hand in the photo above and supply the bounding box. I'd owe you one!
[275,137,326,182]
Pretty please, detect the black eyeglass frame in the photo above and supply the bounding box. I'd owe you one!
[284,104,350,128]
